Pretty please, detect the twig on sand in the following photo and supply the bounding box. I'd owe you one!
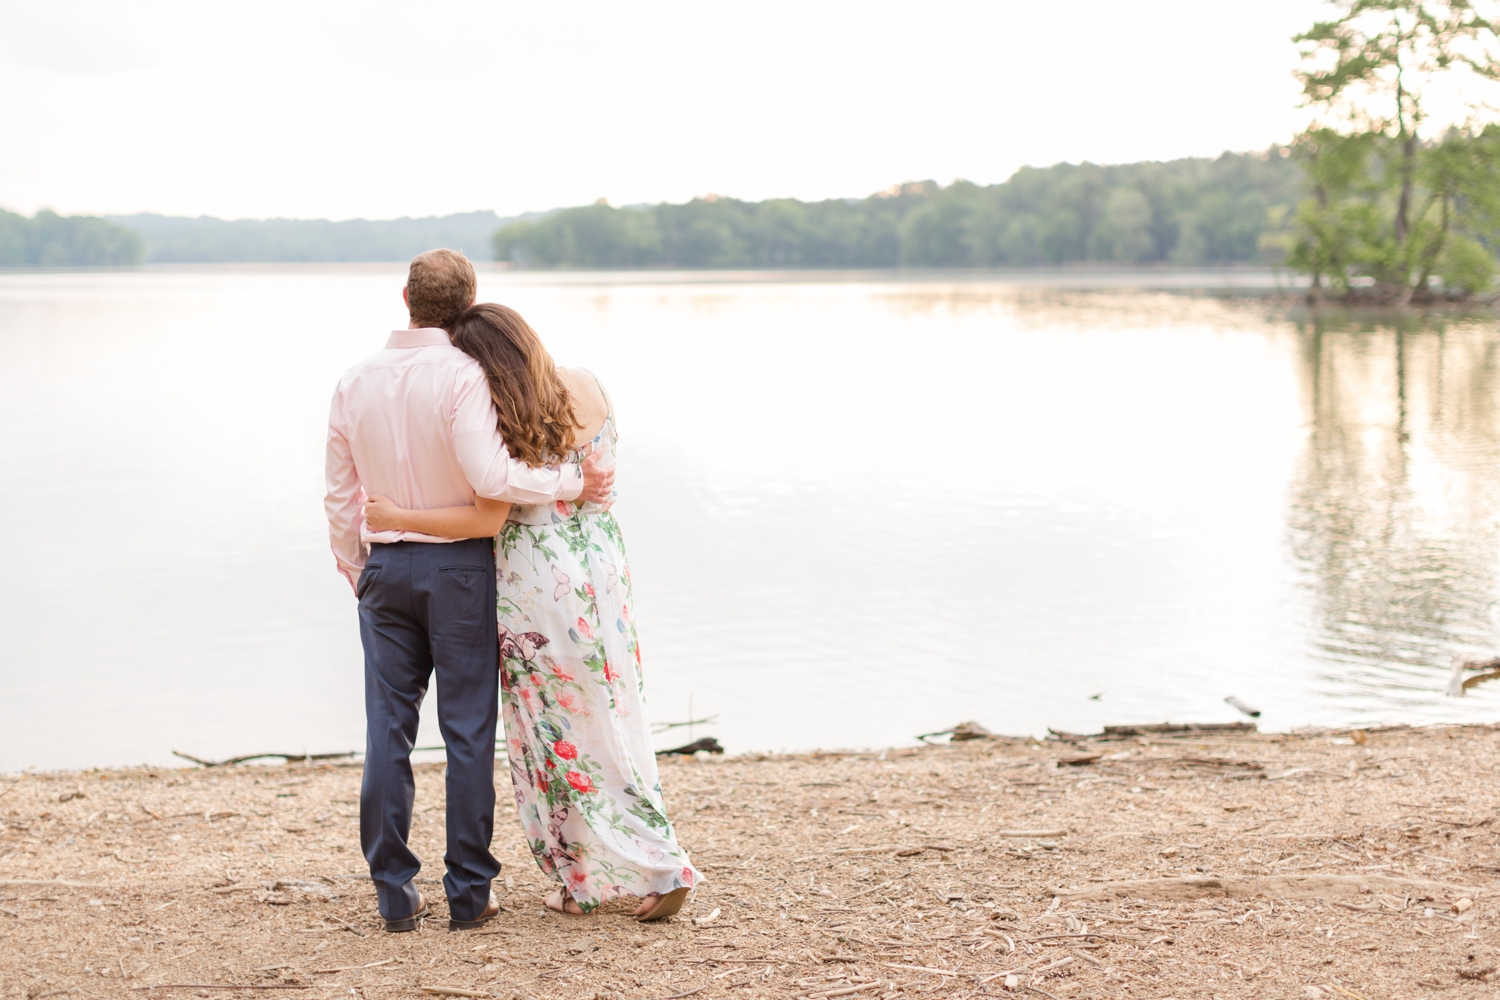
[881,963,962,977]
[325,913,368,938]
[0,879,108,888]
[648,989,707,1000]
[1327,985,1373,1000]
[128,987,312,992]
[808,984,883,998]
[1020,986,1065,1000]
[419,989,489,999]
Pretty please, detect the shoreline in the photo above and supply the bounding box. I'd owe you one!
[3,722,1498,998]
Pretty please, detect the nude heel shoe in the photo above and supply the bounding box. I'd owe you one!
[634,886,691,922]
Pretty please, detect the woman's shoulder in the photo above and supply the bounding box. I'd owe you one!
[558,367,609,413]
[557,367,611,440]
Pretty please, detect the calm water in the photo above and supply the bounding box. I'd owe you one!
[3,267,1500,772]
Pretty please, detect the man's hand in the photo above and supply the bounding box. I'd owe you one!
[579,445,615,506]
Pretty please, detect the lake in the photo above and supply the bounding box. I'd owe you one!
[3,266,1500,772]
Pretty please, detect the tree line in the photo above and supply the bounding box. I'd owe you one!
[0,209,143,267]
[109,211,521,264]
[493,152,1304,270]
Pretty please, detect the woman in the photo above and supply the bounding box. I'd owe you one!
[364,302,699,920]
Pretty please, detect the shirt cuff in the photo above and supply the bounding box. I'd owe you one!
[558,463,584,502]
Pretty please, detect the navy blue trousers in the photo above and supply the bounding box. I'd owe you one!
[357,538,499,922]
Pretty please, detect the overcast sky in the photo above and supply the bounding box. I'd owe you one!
[0,0,1327,221]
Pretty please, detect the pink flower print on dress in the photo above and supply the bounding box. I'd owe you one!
[584,582,595,599]
[602,661,617,683]
[552,740,578,761]
[555,500,572,516]
[681,866,695,886]
[552,663,575,683]
[555,691,583,713]
[575,617,594,640]
[566,868,589,889]
[565,771,596,793]
[551,565,571,601]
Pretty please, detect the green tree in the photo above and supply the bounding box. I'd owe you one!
[1292,0,1500,299]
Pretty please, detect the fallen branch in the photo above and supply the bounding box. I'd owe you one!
[656,737,723,757]
[171,750,357,768]
[1102,722,1256,736]
[1447,657,1500,698]
[419,989,488,999]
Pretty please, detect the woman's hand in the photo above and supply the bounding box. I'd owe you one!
[364,494,409,533]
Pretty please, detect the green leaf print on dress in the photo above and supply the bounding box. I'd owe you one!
[494,410,698,912]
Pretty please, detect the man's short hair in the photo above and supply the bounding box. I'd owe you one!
[407,249,477,329]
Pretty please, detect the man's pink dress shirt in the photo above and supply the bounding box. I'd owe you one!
[325,328,583,591]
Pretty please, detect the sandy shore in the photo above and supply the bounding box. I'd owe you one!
[2,723,1498,999]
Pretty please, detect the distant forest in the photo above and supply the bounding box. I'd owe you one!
[108,211,524,264]
[4,150,1304,269]
[0,209,142,267]
[494,150,1303,269]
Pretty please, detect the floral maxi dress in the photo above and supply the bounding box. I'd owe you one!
[494,385,699,911]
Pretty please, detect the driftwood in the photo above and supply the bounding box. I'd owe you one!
[171,751,357,768]
[657,737,724,756]
[1445,657,1500,698]
[916,720,1028,743]
[1224,696,1261,718]
[1101,722,1256,737]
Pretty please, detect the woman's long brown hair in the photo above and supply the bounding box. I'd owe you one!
[450,303,582,467]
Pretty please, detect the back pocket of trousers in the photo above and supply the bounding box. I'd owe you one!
[437,567,487,632]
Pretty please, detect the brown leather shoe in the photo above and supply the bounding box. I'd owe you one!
[449,891,501,931]
[382,891,428,933]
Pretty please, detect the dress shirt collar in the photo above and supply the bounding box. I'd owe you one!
[385,328,452,349]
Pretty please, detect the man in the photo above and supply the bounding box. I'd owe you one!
[325,249,613,933]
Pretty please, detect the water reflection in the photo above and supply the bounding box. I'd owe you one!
[1289,312,1500,709]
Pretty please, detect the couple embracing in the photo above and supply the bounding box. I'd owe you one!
[324,249,697,932]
